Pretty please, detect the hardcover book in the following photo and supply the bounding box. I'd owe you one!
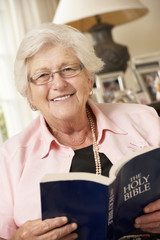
[40,146,160,240]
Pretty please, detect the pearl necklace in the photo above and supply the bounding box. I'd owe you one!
[86,108,102,175]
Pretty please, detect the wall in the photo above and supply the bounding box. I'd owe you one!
[113,0,160,57]
[112,0,160,90]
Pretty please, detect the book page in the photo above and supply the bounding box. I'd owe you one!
[41,171,115,186]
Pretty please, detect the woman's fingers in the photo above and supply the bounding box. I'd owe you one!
[134,199,160,234]
[41,221,78,240]
[60,232,78,240]
[36,217,69,234]
[11,217,78,240]
[143,199,160,213]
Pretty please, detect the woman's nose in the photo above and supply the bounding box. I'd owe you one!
[50,73,68,90]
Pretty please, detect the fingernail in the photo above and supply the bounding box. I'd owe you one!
[135,218,141,224]
[134,219,141,228]
[144,207,149,213]
[71,223,78,230]
[61,216,68,222]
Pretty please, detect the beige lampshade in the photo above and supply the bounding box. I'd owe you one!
[53,0,148,32]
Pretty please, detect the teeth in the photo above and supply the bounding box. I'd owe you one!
[53,95,71,101]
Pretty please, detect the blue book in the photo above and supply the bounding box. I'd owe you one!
[40,146,160,240]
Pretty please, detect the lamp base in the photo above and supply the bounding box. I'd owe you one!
[89,23,130,73]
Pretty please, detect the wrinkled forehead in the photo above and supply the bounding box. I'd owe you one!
[26,44,79,76]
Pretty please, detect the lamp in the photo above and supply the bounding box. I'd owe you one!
[53,0,148,73]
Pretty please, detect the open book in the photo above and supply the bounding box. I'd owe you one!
[40,146,160,240]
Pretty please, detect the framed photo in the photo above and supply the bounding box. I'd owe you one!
[135,92,150,105]
[95,72,125,103]
[133,66,160,103]
[132,53,160,103]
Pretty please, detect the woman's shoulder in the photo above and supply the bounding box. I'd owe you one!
[94,102,160,146]
[95,102,158,117]
[0,115,41,153]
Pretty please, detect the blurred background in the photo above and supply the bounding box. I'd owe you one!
[0,0,160,144]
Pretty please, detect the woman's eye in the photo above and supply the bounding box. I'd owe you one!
[40,73,48,78]
[38,73,50,80]
[64,67,73,72]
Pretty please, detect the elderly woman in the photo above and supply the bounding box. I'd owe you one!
[0,23,160,240]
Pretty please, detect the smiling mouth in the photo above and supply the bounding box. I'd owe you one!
[52,94,73,102]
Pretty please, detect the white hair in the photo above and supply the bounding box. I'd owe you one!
[14,23,104,97]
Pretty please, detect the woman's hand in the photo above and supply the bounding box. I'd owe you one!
[134,199,160,233]
[11,217,78,240]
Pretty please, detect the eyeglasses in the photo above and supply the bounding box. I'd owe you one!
[28,63,84,85]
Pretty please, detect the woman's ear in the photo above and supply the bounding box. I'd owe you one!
[27,96,37,111]
[88,71,94,85]
[88,77,94,92]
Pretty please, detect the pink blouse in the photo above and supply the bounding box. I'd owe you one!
[0,101,160,239]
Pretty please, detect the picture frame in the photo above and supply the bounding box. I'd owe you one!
[131,53,160,104]
[133,66,160,103]
[135,91,151,105]
[95,71,125,103]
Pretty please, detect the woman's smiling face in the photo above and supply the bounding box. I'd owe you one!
[27,44,93,123]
